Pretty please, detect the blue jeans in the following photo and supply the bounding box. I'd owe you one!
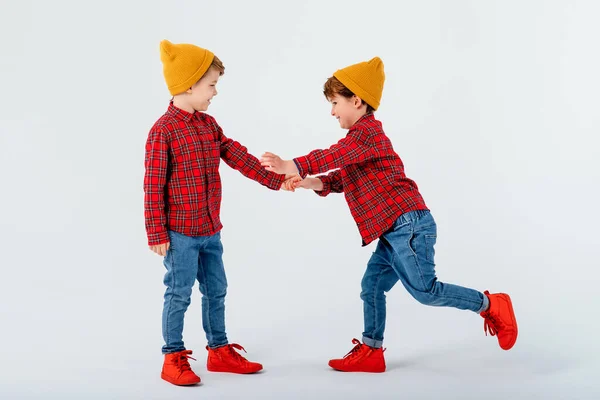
[162,230,228,354]
[360,210,488,348]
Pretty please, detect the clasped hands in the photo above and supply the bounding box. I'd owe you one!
[260,152,323,192]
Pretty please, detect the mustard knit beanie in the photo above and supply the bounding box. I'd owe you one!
[333,57,385,110]
[160,40,214,95]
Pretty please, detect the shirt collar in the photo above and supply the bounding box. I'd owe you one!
[166,101,196,122]
[351,112,375,128]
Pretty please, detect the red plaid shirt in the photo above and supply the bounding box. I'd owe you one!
[293,113,428,246]
[144,103,285,246]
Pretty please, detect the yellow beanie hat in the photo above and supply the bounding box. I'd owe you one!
[333,57,385,110]
[159,40,215,96]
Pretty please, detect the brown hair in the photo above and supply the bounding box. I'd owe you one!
[210,55,225,76]
[189,56,225,91]
[323,76,374,113]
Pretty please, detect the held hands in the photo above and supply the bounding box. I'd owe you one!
[261,152,308,192]
[281,174,302,192]
[281,175,302,191]
[281,176,324,192]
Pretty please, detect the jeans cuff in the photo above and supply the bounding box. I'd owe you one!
[362,336,383,349]
[208,342,229,350]
[477,292,490,313]
[162,347,186,354]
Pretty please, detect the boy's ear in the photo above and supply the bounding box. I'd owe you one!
[186,79,201,94]
[352,95,362,109]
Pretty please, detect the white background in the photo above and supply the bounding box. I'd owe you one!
[1,0,599,399]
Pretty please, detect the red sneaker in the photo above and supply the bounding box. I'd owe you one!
[328,339,386,373]
[161,350,201,386]
[481,291,518,350]
[206,344,263,374]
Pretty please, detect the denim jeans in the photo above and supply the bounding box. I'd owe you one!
[360,210,488,348]
[162,230,228,354]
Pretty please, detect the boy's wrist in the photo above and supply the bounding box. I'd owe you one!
[313,176,330,197]
[311,177,324,191]
[286,160,299,175]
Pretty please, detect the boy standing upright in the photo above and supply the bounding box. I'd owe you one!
[145,40,288,385]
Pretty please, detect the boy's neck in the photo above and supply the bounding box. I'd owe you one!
[350,110,371,127]
[172,97,195,114]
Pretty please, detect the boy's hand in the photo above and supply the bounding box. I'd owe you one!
[261,152,299,175]
[150,242,170,256]
[282,175,302,191]
[293,177,324,191]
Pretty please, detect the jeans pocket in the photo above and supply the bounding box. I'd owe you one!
[406,230,419,259]
[394,220,410,231]
[425,234,437,262]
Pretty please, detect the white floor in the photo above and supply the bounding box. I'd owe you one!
[2,228,599,399]
[2,303,598,400]
[3,347,598,399]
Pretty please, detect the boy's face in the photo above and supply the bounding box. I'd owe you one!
[328,94,365,129]
[187,67,220,111]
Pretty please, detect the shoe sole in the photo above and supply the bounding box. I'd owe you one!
[207,367,263,374]
[328,361,386,373]
[161,373,201,386]
[499,293,518,350]
[330,367,386,373]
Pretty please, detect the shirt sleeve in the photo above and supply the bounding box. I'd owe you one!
[292,127,376,177]
[315,170,344,197]
[144,127,170,246]
[215,120,285,190]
